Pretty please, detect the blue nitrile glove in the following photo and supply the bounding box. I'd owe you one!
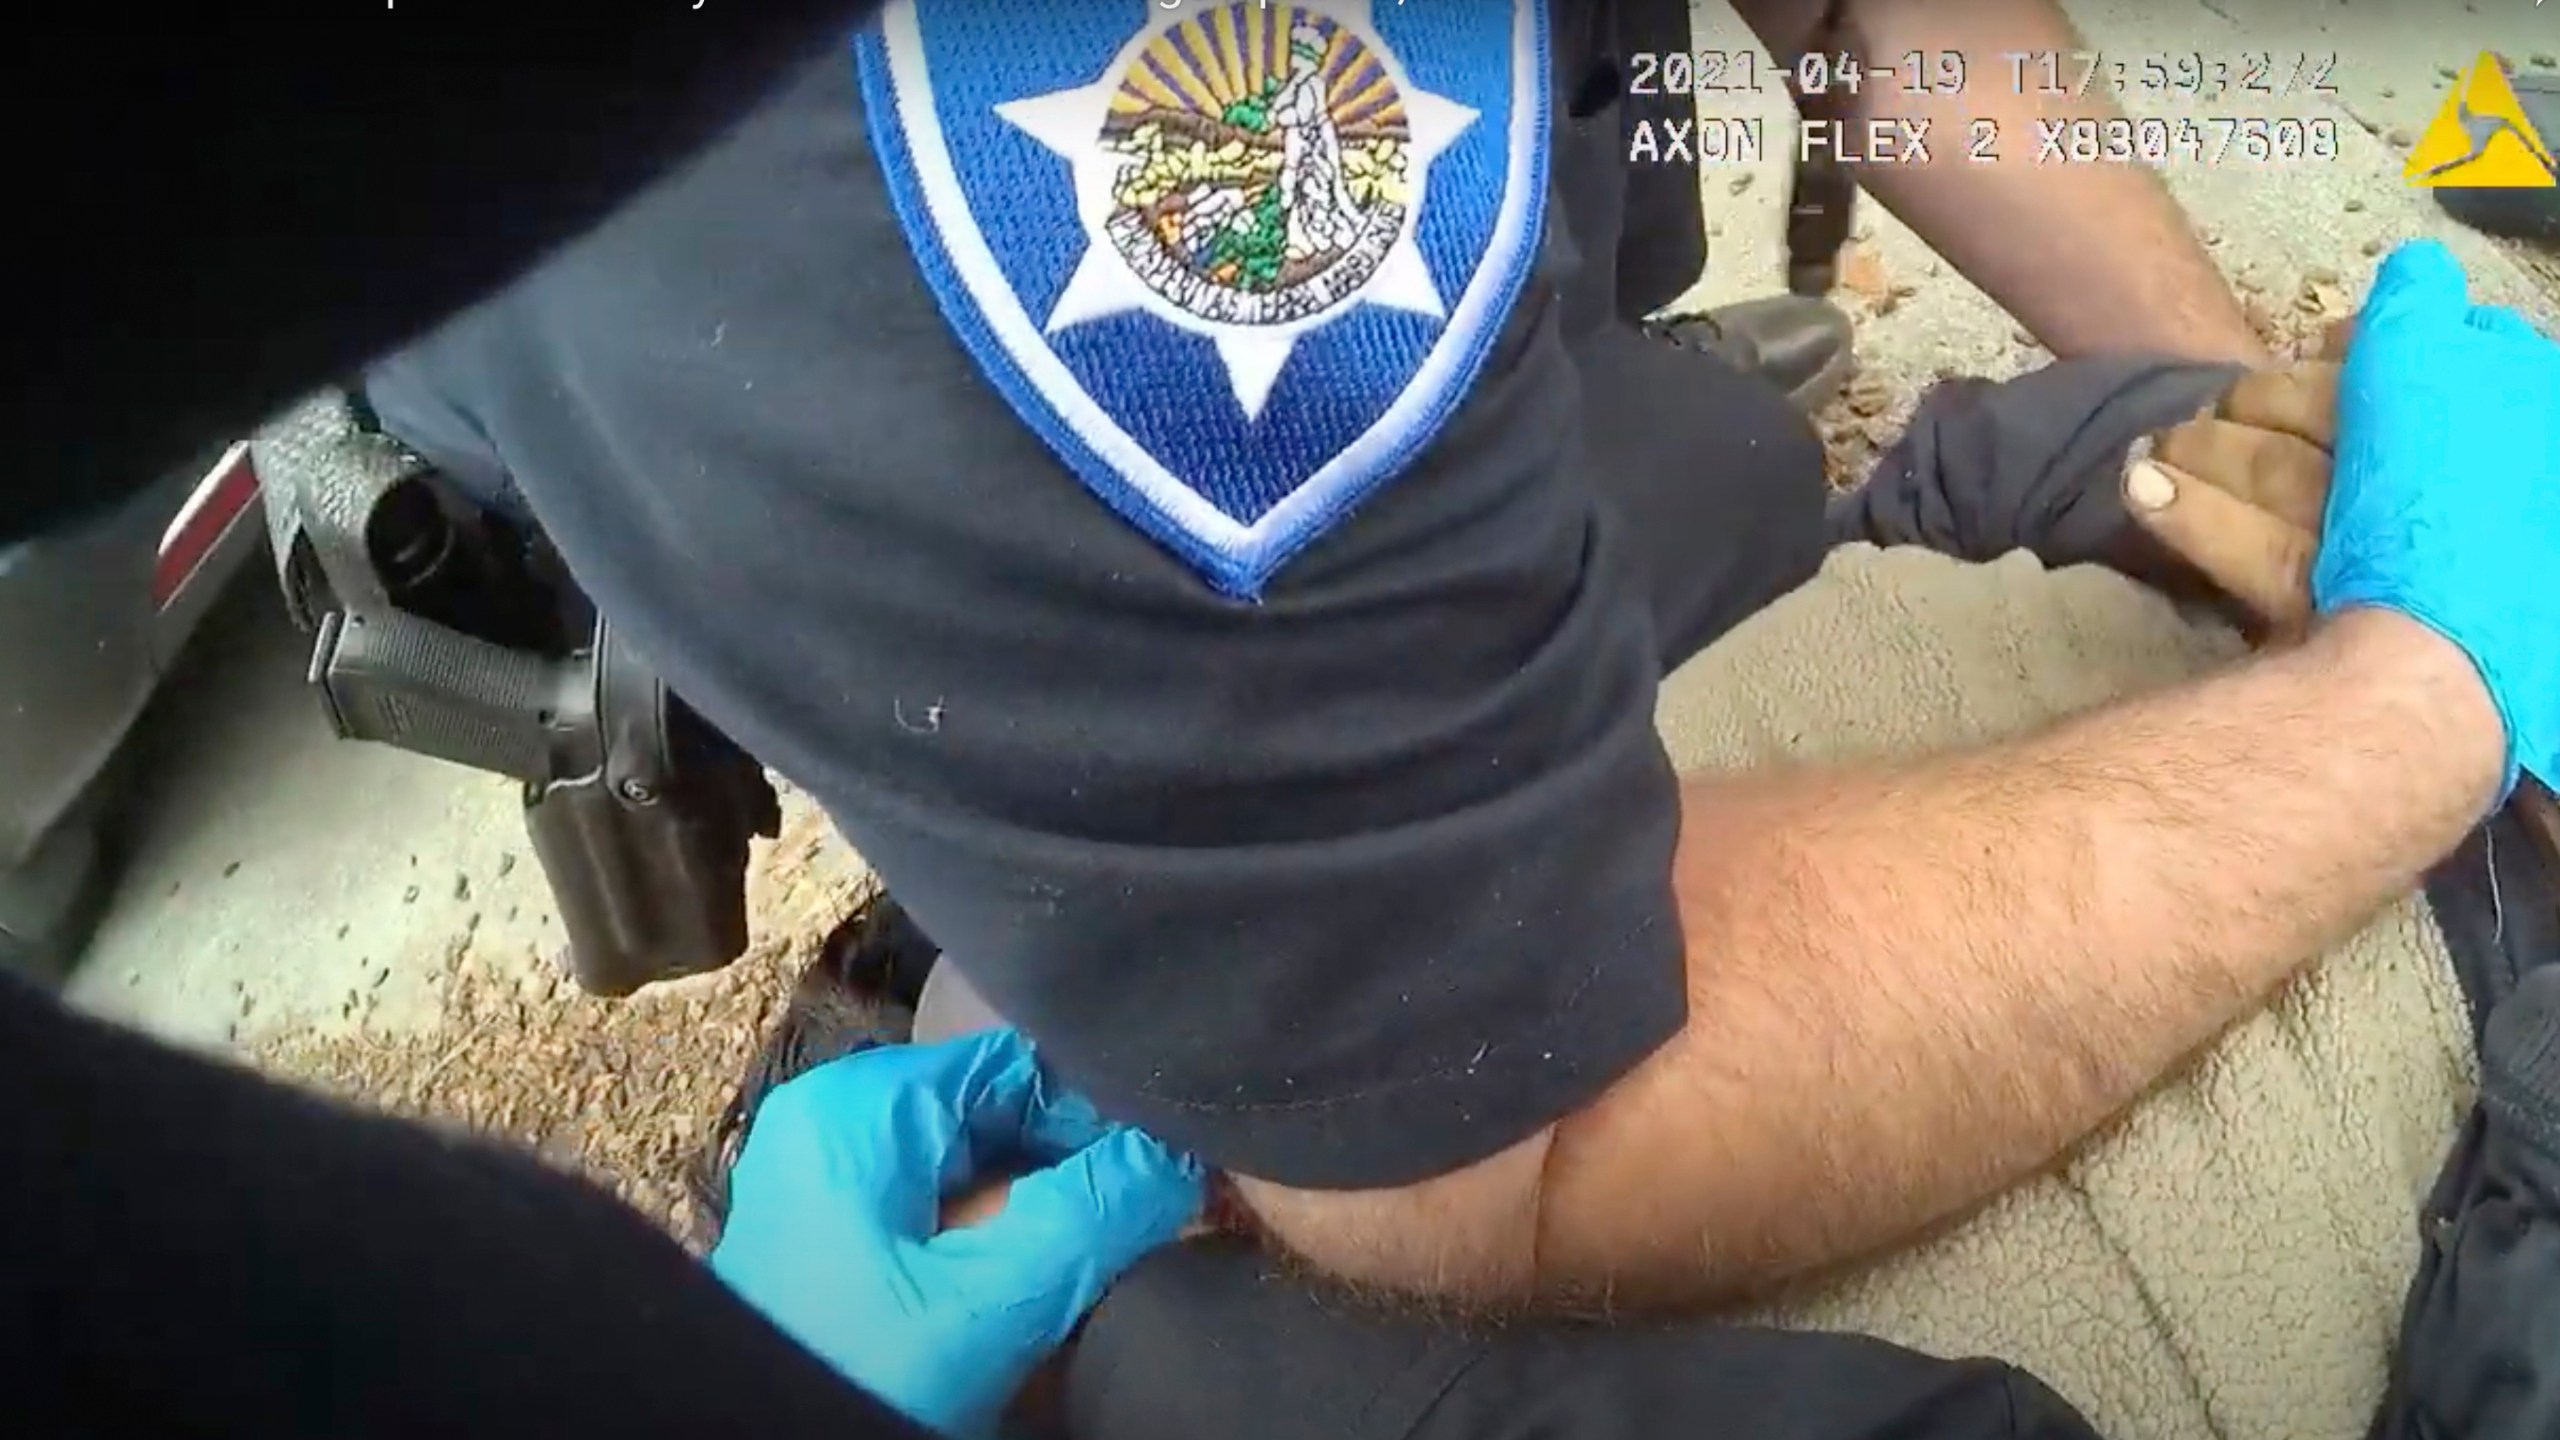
[2313,239,2560,797]
[708,1027,1204,1438]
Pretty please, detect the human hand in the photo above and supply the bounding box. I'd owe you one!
[2120,344,2341,643]
[709,1027,1204,1439]
[2312,240,2560,796]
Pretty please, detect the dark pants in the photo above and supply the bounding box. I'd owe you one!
[2374,833,2560,1439]
[1062,1242,2106,1440]
[1552,0,1712,323]
[1547,0,1836,671]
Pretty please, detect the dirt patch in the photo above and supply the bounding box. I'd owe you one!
[247,797,865,1252]
[1808,239,1927,489]
[1814,367,1903,490]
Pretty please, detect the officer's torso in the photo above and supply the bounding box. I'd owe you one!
[367,37,1612,850]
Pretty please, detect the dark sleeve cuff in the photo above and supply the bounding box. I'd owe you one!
[1829,357,2244,567]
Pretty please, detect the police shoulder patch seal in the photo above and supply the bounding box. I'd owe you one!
[856,0,1551,598]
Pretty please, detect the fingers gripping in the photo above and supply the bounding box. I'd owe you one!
[2127,339,2346,640]
[2126,460,2317,640]
[2152,415,2331,532]
[2215,363,2340,451]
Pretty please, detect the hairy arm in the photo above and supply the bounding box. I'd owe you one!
[1240,608,2503,1308]
[1732,0,2269,365]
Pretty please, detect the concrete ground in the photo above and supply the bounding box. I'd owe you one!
[63,575,568,1052]
[1674,0,2558,337]
[62,0,2560,1056]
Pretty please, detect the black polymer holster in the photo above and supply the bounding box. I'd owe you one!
[252,390,778,997]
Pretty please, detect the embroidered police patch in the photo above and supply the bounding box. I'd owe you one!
[856,0,1551,598]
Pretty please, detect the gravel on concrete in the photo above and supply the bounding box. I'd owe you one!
[243,799,865,1251]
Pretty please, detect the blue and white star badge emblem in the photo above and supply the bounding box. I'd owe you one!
[857,0,1551,598]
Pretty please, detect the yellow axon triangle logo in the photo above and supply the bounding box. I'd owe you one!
[2405,52,2555,188]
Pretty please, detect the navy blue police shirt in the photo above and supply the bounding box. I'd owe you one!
[367,15,1825,1190]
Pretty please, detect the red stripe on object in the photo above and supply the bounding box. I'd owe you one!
[153,443,258,611]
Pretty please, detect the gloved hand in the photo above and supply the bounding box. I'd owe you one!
[2312,240,2560,796]
[709,1027,1204,1438]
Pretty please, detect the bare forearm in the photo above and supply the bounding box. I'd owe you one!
[1743,0,2267,363]
[1535,609,2501,1303]
[1237,613,2497,1309]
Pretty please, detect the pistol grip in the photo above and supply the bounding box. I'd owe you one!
[309,607,581,783]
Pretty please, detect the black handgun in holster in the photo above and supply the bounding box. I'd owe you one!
[253,390,778,997]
